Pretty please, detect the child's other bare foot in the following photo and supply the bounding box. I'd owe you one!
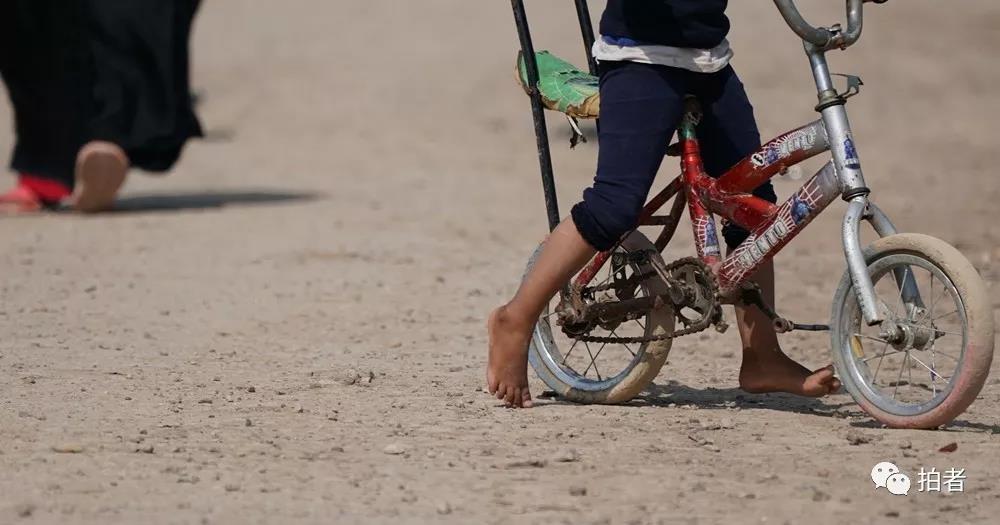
[487,305,533,408]
[738,347,841,398]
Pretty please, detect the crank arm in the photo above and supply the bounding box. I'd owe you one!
[738,284,829,333]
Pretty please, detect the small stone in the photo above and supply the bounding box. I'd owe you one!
[938,442,958,453]
[339,369,362,386]
[899,440,912,450]
[810,487,831,502]
[436,502,453,515]
[552,448,581,463]
[383,443,407,455]
[198,398,213,404]
[51,444,84,454]
[846,429,875,445]
[14,503,35,518]
[245,418,253,427]
[885,511,900,518]
[224,483,241,492]
[135,445,155,454]
[505,459,547,469]
[569,486,587,496]
[247,386,256,393]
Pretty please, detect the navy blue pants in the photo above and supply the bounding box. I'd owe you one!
[571,61,777,251]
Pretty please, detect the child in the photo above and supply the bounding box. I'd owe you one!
[488,0,840,408]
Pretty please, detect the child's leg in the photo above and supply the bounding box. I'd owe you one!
[488,219,595,408]
[488,62,689,407]
[697,66,840,397]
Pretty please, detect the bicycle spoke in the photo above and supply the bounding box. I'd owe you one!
[863,348,905,363]
[871,340,891,385]
[584,342,602,381]
[854,333,891,345]
[561,339,580,366]
[892,352,908,400]
[932,309,958,322]
[907,352,950,381]
[928,269,936,321]
[608,328,638,358]
[583,341,608,377]
[894,266,910,318]
[907,349,914,398]
[930,340,938,396]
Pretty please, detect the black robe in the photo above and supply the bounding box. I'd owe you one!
[0,0,203,188]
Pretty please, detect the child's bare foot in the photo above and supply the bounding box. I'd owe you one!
[487,305,534,408]
[738,347,841,398]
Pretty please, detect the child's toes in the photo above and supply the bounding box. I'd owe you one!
[520,388,533,408]
[504,388,518,407]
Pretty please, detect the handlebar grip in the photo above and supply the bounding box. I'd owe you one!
[773,0,832,47]
[774,0,867,49]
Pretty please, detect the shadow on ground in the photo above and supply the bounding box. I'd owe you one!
[537,380,855,418]
[111,190,321,213]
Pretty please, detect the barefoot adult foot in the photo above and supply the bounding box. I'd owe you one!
[739,347,841,398]
[73,141,129,213]
[486,306,534,408]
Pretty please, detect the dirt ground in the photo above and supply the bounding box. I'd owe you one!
[2,1,999,524]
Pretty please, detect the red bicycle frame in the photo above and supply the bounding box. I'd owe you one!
[574,97,844,297]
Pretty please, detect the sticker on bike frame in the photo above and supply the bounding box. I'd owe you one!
[718,163,841,293]
[750,127,820,169]
[843,135,861,170]
[695,216,721,258]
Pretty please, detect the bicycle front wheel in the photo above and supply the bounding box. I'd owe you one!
[830,233,995,429]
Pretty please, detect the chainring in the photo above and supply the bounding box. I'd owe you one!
[567,255,722,344]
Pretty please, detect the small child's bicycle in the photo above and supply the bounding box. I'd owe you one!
[509,0,994,428]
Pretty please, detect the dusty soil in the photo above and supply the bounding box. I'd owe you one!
[2,1,999,524]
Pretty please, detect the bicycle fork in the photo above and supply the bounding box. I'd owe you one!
[808,43,921,326]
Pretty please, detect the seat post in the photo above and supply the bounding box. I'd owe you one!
[573,0,599,76]
[511,0,561,232]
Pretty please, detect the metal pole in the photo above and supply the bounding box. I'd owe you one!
[573,0,598,75]
[511,0,561,232]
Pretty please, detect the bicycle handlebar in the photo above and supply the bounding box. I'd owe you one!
[774,0,887,50]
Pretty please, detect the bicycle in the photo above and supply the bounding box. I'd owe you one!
[509,0,994,429]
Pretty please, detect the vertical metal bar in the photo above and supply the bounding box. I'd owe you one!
[511,0,561,232]
[867,203,924,310]
[573,0,598,75]
[844,197,882,325]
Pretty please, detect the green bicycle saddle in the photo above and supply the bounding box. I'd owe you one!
[516,51,600,119]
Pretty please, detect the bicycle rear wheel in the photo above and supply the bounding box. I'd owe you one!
[526,231,676,404]
[830,234,994,428]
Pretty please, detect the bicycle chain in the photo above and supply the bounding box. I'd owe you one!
[572,255,721,344]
